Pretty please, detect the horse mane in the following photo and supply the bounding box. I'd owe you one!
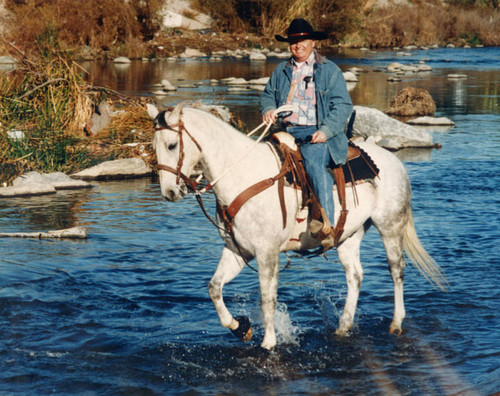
[177,102,257,147]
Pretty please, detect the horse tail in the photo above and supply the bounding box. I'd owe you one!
[403,207,448,291]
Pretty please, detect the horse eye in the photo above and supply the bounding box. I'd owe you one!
[167,142,178,151]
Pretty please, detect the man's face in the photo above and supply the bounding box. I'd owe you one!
[290,39,316,62]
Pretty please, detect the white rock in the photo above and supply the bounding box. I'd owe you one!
[346,82,358,92]
[417,64,432,72]
[225,78,248,85]
[343,71,359,82]
[180,48,207,58]
[352,106,434,150]
[13,171,91,190]
[407,116,455,126]
[89,101,112,135]
[161,79,177,91]
[247,77,269,85]
[400,65,419,72]
[113,56,132,64]
[387,62,405,72]
[249,51,266,61]
[276,51,291,58]
[0,55,16,64]
[71,158,152,180]
[7,130,24,140]
[0,184,56,197]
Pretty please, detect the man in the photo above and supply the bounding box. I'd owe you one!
[260,18,353,248]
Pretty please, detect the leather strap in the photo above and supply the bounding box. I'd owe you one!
[332,166,348,246]
[225,158,293,228]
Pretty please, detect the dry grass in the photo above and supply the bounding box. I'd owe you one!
[2,0,498,55]
[3,0,164,59]
[361,3,500,47]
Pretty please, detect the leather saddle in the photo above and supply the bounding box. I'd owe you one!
[270,132,379,248]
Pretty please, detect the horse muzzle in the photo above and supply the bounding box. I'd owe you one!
[161,183,187,202]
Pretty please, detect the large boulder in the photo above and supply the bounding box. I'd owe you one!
[352,106,434,150]
[71,158,152,180]
[386,87,436,117]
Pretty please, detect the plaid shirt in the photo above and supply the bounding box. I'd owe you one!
[283,52,317,126]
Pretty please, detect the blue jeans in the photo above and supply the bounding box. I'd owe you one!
[286,125,334,225]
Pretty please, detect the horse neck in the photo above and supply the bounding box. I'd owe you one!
[182,108,277,203]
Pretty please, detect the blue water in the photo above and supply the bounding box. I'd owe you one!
[1,48,499,395]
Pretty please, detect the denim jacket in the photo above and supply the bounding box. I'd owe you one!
[260,51,353,165]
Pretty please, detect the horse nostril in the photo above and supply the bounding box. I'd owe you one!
[162,189,175,201]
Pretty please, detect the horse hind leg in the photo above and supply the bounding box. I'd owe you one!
[380,232,406,335]
[335,227,366,335]
[208,246,252,341]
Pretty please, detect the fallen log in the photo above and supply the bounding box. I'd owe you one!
[0,227,88,239]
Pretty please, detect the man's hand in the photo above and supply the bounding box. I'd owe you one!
[263,110,277,125]
[311,130,327,143]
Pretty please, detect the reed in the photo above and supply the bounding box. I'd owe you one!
[0,31,103,184]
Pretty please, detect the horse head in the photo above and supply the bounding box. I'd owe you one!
[148,103,202,201]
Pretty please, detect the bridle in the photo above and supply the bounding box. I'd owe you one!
[155,118,203,189]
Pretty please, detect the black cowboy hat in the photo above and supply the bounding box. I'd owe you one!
[275,18,328,43]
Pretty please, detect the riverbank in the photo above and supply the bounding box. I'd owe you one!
[0,1,498,61]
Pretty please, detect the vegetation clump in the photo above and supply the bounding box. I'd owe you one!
[0,32,154,185]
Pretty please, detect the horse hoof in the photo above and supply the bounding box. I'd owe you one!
[231,316,252,342]
[389,326,403,336]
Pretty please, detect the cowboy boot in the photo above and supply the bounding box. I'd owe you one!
[309,208,335,250]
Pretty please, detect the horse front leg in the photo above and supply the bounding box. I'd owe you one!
[335,228,365,335]
[256,249,280,350]
[208,246,252,341]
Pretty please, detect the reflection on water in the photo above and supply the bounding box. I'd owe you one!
[83,47,499,130]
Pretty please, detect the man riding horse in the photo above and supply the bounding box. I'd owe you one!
[260,18,353,250]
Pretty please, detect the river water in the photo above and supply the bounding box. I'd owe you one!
[0,47,499,395]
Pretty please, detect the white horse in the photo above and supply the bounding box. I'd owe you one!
[148,103,446,350]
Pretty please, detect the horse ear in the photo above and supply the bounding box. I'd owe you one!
[167,102,184,125]
[146,104,159,120]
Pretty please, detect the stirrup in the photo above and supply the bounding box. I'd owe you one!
[310,218,331,240]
